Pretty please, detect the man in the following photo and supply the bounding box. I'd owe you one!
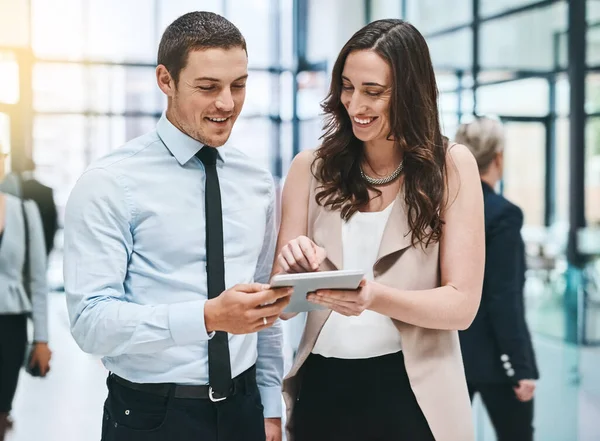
[0,158,58,256]
[0,158,58,255]
[64,12,291,441]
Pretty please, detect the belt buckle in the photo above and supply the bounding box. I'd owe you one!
[208,386,228,402]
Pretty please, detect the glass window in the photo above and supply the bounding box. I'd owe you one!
[33,115,86,219]
[280,121,293,176]
[279,0,294,69]
[436,73,460,93]
[588,26,600,66]
[502,122,546,226]
[243,72,274,117]
[31,0,85,59]
[0,52,19,105]
[300,118,322,152]
[297,71,328,120]
[479,3,567,70]
[555,117,569,223]
[280,71,294,121]
[307,0,361,65]
[480,0,546,18]
[88,66,161,114]
[587,74,600,115]
[157,0,222,36]
[86,0,156,62]
[228,117,273,171]
[476,78,550,117]
[439,92,458,115]
[461,88,475,116]
[0,0,29,47]
[0,113,10,153]
[556,75,569,117]
[586,118,600,225]
[589,0,600,23]
[441,113,459,140]
[369,0,402,21]
[228,0,273,68]
[406,0,471,34]
[427,29,473,70]
[33,63,86,112]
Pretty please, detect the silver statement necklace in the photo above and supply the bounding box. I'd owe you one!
[360,161,404,186]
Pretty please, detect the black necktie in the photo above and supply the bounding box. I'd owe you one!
[196,147,232,399]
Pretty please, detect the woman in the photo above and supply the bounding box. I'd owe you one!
[455,117,539,441]
[0,150,52,441]
[274,19,485,441]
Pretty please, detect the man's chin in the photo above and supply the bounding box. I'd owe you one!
[195,132,232,148]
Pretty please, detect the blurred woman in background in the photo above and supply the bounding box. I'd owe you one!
[456,117,539,441]
[0,149,51,441]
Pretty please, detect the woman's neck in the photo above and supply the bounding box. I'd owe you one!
[362,138,403,176]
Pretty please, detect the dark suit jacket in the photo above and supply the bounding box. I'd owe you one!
[21,178,58,256]
[459,182,539,384]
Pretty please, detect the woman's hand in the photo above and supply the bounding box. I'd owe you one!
[308,279,374,316]
[29,342,52,377]
[277,235,326,273]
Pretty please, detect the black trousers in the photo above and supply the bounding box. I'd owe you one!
[468,382,534,441]
[101,367,266,441]
[0,314,28,413]
[293,351,435,441]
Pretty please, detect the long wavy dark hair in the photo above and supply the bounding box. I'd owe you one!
[314,19,448,247]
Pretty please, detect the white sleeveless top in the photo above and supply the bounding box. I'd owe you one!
[312,201,403,359]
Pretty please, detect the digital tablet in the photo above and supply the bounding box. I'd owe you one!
[270,270,365,313]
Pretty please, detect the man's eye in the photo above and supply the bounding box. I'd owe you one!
[198,86,215,91]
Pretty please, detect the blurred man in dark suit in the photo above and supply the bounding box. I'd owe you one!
[0,158,57,256]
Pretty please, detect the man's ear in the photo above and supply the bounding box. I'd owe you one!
[156,65,175,97]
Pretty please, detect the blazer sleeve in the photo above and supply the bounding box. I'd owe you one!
[24,200,49,342]
[484,204,538,381]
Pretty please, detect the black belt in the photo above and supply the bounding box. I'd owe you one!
[111,365,256,402]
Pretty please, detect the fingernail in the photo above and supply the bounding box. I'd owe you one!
[262,284,270,290]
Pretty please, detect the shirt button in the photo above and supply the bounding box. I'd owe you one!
[500,354,509,362]
[507,369,515,377]
[503,362,512,370]
[125,410,130,416]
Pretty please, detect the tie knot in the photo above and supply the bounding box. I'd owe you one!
[196,147,218,166]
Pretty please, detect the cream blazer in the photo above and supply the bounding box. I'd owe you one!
[282,174,475,441]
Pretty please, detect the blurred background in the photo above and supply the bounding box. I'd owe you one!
[0,0,599,440]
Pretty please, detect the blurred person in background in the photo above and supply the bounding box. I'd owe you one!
[0,157,58,257]
[274,19,485,441]
[64,11,291,441]
[456,117,539,441]
[0,149,51,441]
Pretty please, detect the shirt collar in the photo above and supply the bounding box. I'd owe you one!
[156,112,225,166]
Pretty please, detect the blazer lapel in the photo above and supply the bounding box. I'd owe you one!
[375,188,413,263]
[312,206,343,270]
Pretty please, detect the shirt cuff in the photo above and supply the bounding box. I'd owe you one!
[33,329,49,343]
[168,300,214,345]
[259,385,283,418]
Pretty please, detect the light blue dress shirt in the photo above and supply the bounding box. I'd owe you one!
[64,114,283,417]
